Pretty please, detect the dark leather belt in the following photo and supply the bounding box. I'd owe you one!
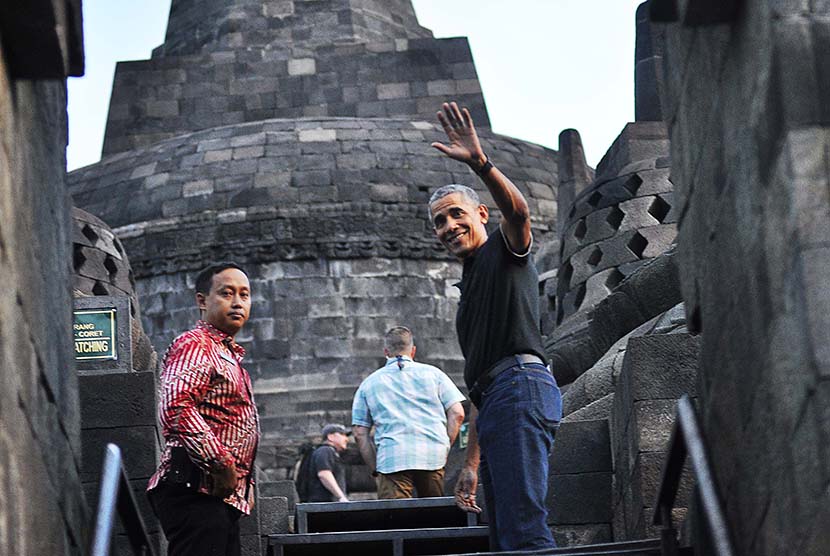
[469,354,546,408]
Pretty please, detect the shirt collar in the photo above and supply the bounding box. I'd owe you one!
[196,320,246,358]
[385,355,413,367]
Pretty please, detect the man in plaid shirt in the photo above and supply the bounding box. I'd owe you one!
[147,262,260,556]
[352,326,465,498]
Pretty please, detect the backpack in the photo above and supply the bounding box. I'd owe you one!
[293,442,320,503]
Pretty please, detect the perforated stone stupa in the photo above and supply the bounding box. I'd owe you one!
[68,0,560,479]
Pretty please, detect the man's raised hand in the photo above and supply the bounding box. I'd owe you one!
[431,102,486,169]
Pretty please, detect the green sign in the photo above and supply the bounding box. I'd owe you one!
[73,308,117,360]
[457,422,469,449]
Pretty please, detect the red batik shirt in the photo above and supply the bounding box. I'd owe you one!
[147,320,260,514]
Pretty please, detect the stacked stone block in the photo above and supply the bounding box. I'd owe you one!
[253,493,290,553]
[0,2,87,554]
[72,210,163,552]
[103,0,484,157]
[548,244,683,391]
[79,370,163,553]
[103,38,487,156]
[562,302,687,420]
[555,122,674,333]
[547,418,614,546]
[610,333,698,541]
[157,0,433,58]
[72,208,137,303]
[548,304,696,546]
[239,472,290,555]
[72,119,556,268]
[652,1,830,554]
[544,121,676,386]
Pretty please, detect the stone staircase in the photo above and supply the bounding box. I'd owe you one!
[255,379,469,483]
[267,497,677,556]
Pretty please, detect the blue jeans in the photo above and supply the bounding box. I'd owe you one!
[476,363,562,551]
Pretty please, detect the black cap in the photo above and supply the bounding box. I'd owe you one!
[321,423,351,437]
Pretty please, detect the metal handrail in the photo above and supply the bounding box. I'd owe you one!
[652,395,735,556]
[89,443,157,556]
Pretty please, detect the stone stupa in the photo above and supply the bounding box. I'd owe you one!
[68,0,561,481]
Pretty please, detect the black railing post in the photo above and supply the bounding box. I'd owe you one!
[652,395,735,556]
[89,443,157,556]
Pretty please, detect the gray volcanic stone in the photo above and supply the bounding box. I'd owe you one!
[548,472,613,525]
[0,2,90,551]
[258,496,290,535]
[548,120,676,388]
[79,371,158,429]
[550,419,612,475]
[652,2,830,552]
[548,247,683,387]
[610,331,699,541]
[71,119,557,276]
[103,7,489,156]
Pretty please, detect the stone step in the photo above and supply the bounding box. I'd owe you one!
[259,410,354,442]
[255,377,468,417]
[268,526,490,556]
[268,531,667,556]
[256,385,360,413]
[295,497,476,534]
[455,538,666,555]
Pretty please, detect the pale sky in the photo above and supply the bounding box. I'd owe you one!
[67,0,645,171]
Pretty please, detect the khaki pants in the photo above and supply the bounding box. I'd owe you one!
[376,468,446,499]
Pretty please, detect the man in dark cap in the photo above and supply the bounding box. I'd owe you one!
[306,423,351,502]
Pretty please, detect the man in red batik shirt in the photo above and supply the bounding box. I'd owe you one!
[147,261,260,556]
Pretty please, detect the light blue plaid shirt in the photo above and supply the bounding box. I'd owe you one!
[351,357,466,474]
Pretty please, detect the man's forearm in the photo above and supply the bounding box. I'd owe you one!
[478,165,532,253]
[463,405,481,470]
[353,425,377,472]
[478,164,530,224]
[446,403,465,446]
[317,470,347,500]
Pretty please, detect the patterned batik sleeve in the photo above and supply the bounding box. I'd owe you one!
[351,384,373,428]
[159,336,234,471]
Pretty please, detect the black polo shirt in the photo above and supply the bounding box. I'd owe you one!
[455,228,548,391]
[307,444,346,502]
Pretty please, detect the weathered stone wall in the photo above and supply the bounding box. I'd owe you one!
[654,1,830,554]
[157,0,433,57]
[103,37,486,156]
[102,0,484,156]
[610,332,697,540]
[545,122,676,386]
[0,1,87,553]
[71,119,557,261]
